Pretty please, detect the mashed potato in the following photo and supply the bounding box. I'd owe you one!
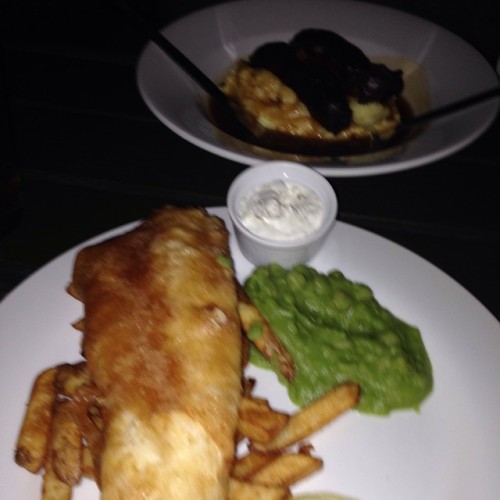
[220,61,401,144]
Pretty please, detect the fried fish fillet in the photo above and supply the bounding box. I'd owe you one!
[67,206,243,499]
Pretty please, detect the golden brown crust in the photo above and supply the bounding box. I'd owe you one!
[68,206,243,499]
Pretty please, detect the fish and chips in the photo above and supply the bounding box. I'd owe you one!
[14,206,359,499]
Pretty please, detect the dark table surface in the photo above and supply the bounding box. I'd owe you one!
[1,0,499,322]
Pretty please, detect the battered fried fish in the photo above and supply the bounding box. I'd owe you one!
[67,206,243,499]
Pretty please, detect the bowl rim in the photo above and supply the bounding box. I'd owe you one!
[227,161,338,248]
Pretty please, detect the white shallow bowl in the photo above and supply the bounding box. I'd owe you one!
[136,0,500,177]
[227,161,337,266]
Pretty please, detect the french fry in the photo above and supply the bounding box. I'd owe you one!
[15,366,58,473]
[232,451,280,480]
[250,452,323,487]
[238,396,289,443]
[79,403,104,485]
[228,477,291,500]
[253,382,360,451]
[50,400,83,486]
[237,285,296,381]
[54,362,89,398]
[80,446,95,480]
[42,455,72,500]
[16,298,357,499]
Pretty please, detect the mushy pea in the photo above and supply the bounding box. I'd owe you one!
[244,264,433,415]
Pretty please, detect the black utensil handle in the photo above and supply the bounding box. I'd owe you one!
[404,86,500,128]
[110,0,229,104]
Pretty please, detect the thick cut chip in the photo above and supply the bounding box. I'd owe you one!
[50,400,83,486]
[232,451,280,480]
[237,285,295,380]
[81,446,95,480]
[253,382,360,451]
[238,396,289,443]
[42,456,72,500]
[54,362,90,398]
[15,366,58,473]
[228,477,291,499]
[250,452,323,486]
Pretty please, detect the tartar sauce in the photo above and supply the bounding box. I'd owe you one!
[238,180,323,240]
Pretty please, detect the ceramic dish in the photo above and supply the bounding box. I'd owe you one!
[136,0,499,177]
[227,161,338,266]
[1,208,500,499]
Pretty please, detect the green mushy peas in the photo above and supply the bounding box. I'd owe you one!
[244,264,433,415]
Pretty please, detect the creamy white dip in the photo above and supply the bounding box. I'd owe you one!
[238,180,324,240]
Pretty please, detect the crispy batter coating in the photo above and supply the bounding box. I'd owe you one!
[68,206,243,499]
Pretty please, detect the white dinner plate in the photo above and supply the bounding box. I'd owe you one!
[136,0,499,177]
[1,207,500,499]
